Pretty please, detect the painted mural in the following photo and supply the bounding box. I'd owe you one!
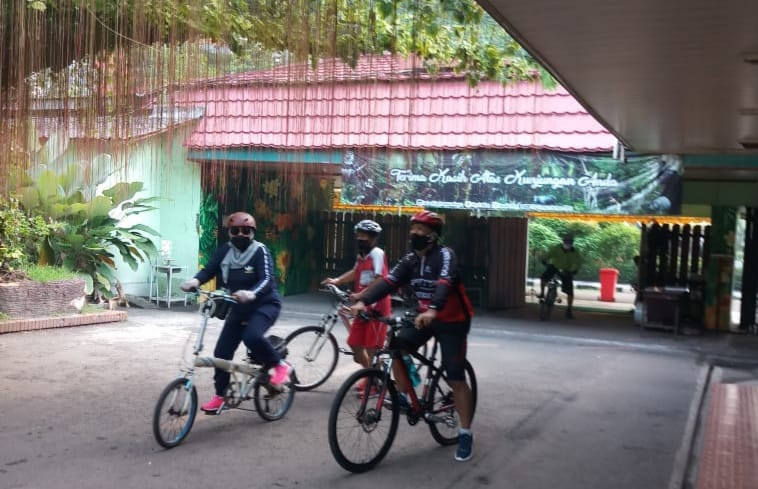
[199,166,332,295]
[341,150,682,215]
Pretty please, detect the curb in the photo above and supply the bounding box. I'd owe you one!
[0,310,128,334]
[667,363,714,489]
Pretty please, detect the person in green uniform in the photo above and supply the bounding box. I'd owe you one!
[538,233,583,319]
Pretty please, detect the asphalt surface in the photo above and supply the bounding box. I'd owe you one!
[2,292,758,489]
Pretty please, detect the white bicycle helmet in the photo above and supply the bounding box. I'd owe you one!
[354,219,382,235]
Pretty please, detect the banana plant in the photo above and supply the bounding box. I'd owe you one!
[16,167,159,301]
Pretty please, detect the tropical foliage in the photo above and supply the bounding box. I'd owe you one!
[528,218,640,284]
[0,196,51,275]
[16,0,551,90]
[15,167,158,299]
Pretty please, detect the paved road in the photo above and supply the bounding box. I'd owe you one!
[0,306,712,489]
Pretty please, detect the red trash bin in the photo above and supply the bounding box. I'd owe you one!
[599,268,619,302]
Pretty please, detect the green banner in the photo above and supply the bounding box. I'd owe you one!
[340,150,682,215]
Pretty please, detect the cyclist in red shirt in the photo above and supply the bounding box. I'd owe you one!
[349,210,475,462]
[322,220,391,370]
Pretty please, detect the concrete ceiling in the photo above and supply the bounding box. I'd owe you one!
[478,0,758,155]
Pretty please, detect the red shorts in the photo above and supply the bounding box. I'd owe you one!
[347,317,388,350]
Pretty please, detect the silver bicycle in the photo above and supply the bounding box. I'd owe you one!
[285,284,425,391]
[284,284,355,391]
[152,289,296,449]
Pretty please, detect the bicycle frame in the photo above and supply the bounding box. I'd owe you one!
[153,289,295,448]
[364,317,454,426]
[301,285,353,358]
[327,311,476,471]
[183,291,269,406]
[320,285,353,339]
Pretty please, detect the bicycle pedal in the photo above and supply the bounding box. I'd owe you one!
[338,348,354,356]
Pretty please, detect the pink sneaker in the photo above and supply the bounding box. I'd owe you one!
[270,361,292,386]
[201,394,225,413]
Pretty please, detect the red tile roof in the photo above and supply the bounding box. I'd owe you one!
[179,55,614,153]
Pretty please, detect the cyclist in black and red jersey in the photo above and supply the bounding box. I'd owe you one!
[348,210,476,462]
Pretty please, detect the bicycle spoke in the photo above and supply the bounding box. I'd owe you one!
[328,370,399,472]
[426,362,477,446]
[153,378,197,448]
[285,326,339,390]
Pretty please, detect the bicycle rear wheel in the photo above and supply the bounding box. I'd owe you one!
[426,361,477,446]
[285,326,339,391]
[328,369,399,473]
[152,377,198,448]
[253,371,296,421]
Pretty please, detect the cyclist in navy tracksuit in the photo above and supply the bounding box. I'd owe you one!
[180,211,291,414]
[349,210,476,462]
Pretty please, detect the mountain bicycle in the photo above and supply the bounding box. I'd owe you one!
[327,312,477,473]
[539,274,563,321]
[152,289,296,449]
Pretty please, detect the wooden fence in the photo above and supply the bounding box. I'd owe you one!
[639,223,711,288]
[320,211,527,309]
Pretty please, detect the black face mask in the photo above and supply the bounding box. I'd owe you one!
[356,239,372,255]
[231,235,252,251]
[409,233,432,251]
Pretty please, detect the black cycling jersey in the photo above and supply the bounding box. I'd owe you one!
[361,243,473,322]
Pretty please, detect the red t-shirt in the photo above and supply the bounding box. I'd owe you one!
[354,247,391,316]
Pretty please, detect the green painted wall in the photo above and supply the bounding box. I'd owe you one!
[682,154,758,207]
[682,181,758,207]
[62,125,202,297]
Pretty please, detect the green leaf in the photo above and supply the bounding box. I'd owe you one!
[128,224,160,236]
[37,170,61,201]
[79,273,94,295]
[95,271,112,289]
[66,234,86,248]
[20,186,40,210]
[88,196,113,218]
[121,252,139,271]
[103,182,144,206]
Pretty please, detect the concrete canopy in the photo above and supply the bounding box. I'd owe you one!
[478,0,758,159]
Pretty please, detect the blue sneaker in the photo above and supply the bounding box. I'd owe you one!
[384,393,411,412]
[455,432,473,462]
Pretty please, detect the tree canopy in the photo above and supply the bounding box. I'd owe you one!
[5,0,551,92]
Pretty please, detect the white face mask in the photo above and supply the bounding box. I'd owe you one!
[562,243,572,250]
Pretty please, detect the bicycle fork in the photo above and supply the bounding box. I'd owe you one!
[304,316,338,361]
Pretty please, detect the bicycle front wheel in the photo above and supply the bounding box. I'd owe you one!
[426,361,477,446]
[328,369,399,473]
[253,371,296,421]
[539,288,556,321]
[285,326,339,391]
[152,377,198,448]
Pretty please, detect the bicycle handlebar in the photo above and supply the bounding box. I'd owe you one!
[319,283,351,303]
[358,309,417,329]
[187,288,239,304]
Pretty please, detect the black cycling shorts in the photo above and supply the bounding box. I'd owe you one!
[391,319,470,381]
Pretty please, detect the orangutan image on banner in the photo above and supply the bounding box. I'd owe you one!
[340,150,681,215]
